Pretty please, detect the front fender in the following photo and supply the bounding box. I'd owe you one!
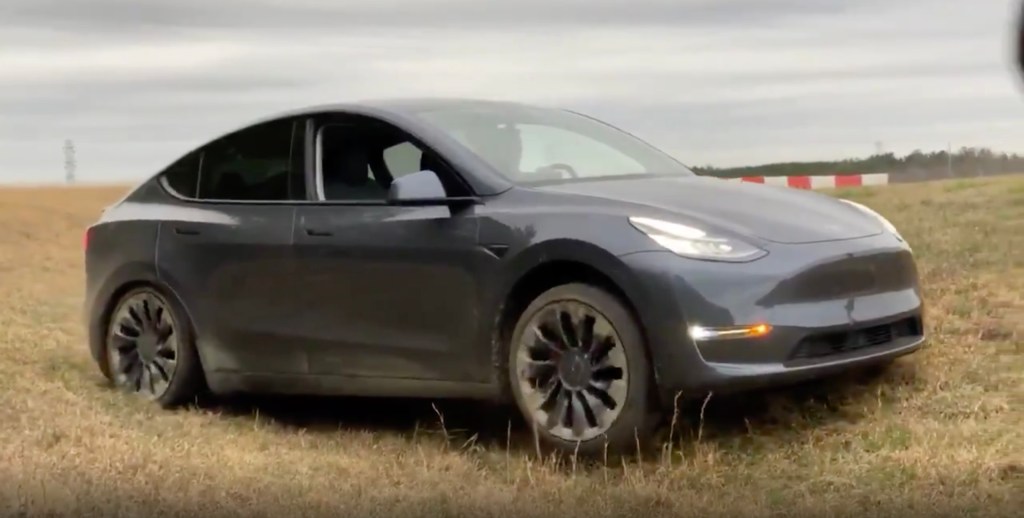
[475,237,664,398]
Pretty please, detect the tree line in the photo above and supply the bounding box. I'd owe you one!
[691,147,1024,181]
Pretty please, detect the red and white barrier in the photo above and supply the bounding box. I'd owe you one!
[723,173,889,190]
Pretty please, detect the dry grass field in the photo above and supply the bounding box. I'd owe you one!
[0,176,1021,518]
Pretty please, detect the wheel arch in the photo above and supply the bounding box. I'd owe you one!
[489,239,655,401]
[88,265,206,379]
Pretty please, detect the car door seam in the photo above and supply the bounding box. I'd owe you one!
[289,207,297,245]
[154,221,163,282]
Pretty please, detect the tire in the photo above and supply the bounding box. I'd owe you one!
[506,283,660,457]
[102,285,206,408]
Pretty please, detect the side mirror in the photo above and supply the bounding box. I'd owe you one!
[387,170,449,206]
[386,169,480,208]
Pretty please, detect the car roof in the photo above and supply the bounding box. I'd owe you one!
[266,97,544,121]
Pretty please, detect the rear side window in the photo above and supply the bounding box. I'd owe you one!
[160,117,306,202]
[197,119,298,201]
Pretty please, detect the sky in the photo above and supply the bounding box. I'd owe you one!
[1,0,1021,183]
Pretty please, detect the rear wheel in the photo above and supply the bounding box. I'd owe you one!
[104,286,204,408]
[507,283,660,457]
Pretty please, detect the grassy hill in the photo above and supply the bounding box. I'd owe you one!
[0,177,1021,517]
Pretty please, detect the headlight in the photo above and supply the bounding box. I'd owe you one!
[838,199,907,244]
[628,216,767,262]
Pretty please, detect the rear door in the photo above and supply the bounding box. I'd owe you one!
[156,117,308,375]
[290,118,495,382]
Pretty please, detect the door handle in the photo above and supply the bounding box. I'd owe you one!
[304,228,333,237]
[173,227,201,236]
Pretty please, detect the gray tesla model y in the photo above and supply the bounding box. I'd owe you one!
[84,99,925,455]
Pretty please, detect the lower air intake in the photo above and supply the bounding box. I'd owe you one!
[788,316,923,360]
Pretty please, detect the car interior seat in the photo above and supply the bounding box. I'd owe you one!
[211,170,247,200]
[322,143,388,201]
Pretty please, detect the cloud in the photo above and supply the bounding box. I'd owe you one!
[1,0,853,32]
[0,0,1020,181]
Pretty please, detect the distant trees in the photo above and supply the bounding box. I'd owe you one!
[693,147,1024,182]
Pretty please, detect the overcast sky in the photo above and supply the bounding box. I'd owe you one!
[1,0,1021,183]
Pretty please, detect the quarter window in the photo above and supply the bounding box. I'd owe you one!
[162,152,201,198]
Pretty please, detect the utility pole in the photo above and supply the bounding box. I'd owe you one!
[64,139,76,184]
[947,142,953,178]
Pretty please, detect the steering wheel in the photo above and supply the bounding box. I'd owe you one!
[537,162,578,179]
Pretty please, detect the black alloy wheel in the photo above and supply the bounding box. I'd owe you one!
[106,289,180,400]
[510,285,648,448]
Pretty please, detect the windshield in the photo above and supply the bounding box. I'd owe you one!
[414,103,695,185]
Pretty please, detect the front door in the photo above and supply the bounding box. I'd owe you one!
[290,118,494,382]
[292,204,487,381]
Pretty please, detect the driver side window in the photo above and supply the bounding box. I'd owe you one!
[316,120,465,202]
[382,141,424,179]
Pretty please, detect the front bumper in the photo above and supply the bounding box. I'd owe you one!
[618,232,925,403]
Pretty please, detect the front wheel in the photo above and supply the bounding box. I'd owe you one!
[507,283,660,457]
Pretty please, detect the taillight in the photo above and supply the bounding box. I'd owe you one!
[84,227,93,250]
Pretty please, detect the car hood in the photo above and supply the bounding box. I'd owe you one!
[534,175,882,244]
